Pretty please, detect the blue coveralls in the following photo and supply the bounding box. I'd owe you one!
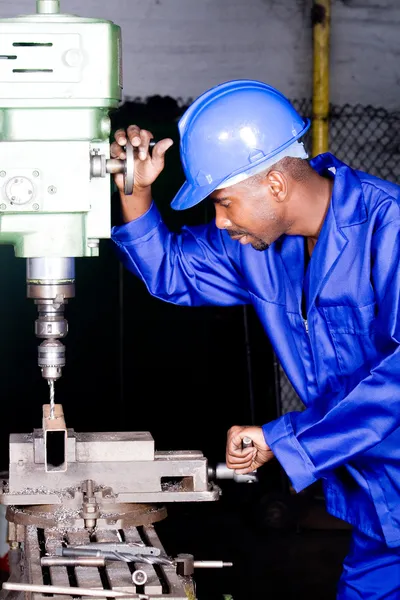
[112,153,400,598]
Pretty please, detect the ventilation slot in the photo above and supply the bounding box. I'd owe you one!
[13,42,53,47]
[13,69,53,73]
[0,55,17,60]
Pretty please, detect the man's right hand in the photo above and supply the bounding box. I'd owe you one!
[111,125,173,222]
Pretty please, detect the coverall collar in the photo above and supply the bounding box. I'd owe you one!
[309,152,368,229]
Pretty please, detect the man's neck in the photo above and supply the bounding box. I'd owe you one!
[294,172,334,247]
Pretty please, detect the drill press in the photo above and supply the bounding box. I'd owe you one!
[0,3,241,598]
[0,0,129,414]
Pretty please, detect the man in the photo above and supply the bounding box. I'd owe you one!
[111,79,400,598]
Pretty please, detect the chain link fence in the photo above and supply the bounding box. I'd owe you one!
[277,100,400,415]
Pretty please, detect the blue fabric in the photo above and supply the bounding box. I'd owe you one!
[112,152,400,546]
[337,530,400,599]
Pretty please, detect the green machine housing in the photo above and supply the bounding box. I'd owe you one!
[0,0,123,391]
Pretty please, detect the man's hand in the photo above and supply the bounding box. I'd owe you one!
[226,425,274,474]
[111,124,173,222]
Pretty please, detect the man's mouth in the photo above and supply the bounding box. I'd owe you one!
[238,235,250,245]
[229,233,251,244]
[228,230,248,239]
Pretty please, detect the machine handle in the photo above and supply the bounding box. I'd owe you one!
[242,436,253,449]
[103,139,157,195]
[123,139,157,196]
[241,435,258,477]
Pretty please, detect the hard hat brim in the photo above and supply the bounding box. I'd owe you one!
[170,178,224,211]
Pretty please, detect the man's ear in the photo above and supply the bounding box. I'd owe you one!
[266,170,288,203]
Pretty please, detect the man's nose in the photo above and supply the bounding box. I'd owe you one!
[215,207,232,230]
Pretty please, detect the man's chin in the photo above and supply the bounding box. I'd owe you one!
[251,239,269,251]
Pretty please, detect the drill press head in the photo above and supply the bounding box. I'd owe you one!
[27,257,74,384]
[0,0,124,396]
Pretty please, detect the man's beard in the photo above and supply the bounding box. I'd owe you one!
[251,238,269,251]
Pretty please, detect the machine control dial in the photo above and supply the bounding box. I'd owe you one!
[5,176,34,206]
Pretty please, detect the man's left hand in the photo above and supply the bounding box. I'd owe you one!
[226,425,274,474]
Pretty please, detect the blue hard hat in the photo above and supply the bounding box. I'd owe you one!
[171,79,310,211]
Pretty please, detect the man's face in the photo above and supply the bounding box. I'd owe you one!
[210,179,292,251]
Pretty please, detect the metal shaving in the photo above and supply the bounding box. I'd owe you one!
[161,481,185,492]
[11,486,74,498]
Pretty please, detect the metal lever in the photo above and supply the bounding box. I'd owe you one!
[241,435,257,479]
[207,436,259,484]
[208,463,258,483]
[175,554,233,577]
[2,582,136,598]
[242,436,253,449]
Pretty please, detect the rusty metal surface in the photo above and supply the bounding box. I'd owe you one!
[19,523,192,599]
[6,503,167,530]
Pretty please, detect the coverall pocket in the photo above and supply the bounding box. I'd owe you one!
[321,303,377,376]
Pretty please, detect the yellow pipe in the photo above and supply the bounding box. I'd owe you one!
[312,0,331,156]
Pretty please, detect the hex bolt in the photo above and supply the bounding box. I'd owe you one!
[48,186,57,194]
[33,171,39,177]
[0,171,6,177]
[33,204,39,211]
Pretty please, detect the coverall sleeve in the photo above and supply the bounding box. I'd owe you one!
[262,217,400,492]
[111,201,250,306]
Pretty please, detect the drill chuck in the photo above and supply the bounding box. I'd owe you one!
[38,339,66,381]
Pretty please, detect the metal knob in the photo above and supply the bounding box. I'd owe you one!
[242,436,253,449]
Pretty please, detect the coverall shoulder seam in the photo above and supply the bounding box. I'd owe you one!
[360,181,400,213]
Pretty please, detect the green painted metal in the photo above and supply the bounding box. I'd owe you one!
[0,1,122,257]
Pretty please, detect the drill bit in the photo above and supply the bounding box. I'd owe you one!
[48,380,55,419]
